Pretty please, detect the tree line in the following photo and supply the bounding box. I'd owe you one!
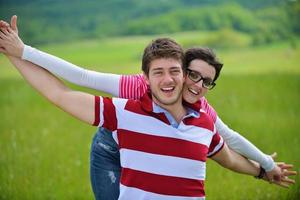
[0,0,299,46]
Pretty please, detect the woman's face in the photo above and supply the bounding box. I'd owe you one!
[182,59,216,104]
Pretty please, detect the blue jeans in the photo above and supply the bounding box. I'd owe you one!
[90,127,121,200]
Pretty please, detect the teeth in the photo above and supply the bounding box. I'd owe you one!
[162,87,174,91]
[188,88,199,95]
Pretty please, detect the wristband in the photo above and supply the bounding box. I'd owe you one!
[254,166,266,179]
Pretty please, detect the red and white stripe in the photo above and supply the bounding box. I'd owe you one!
[119,74,148,100]
[119,184,205,200]
[93,96,223,199]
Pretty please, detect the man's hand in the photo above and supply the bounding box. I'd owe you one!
[0,15,18,34]
[0,15,19,53]
[263,162,297,188]
[0,19,9,52]
[265,152,282,182]
[0,26,24,57]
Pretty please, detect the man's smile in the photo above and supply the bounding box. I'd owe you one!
[161,86,175,92]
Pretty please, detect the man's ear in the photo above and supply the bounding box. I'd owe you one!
[143,72,150,85]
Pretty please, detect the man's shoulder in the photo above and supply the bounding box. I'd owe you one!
[184,110,215,133]
[109,97,140,108]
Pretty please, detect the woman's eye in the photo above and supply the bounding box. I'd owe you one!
[190,72,199,79]
[203,78,213,85]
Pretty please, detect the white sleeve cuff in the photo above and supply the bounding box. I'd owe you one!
[262,155,275,172]
[22,45,35,60]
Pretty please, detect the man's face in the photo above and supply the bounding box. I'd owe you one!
[145,58,185,107]
[182,59,216,104]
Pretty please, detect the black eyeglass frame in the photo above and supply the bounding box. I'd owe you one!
[186,69,216,90]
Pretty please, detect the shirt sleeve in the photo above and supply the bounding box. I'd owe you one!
[93,96,117,132]
[200,97,217,122]
[22,45,120,96]
[215,116,275,171]
[119,74,148,99]
[207,130,224,157]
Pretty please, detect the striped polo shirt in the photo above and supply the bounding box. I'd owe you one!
[93,92,224,200]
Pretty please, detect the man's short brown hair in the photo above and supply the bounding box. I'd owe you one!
[142,38,184,75]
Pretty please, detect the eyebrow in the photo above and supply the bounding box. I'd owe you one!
[170,66,181,70]
[151,67,163,72]
[152,66,181,71]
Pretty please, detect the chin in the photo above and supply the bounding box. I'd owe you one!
[184,96,198,104]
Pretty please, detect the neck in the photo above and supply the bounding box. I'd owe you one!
[153,98,187,123]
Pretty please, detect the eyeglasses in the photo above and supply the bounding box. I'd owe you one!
[186,69,216,90]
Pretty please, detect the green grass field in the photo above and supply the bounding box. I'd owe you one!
[0,33,299,199]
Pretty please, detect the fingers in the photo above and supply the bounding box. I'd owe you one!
[270,152,277,159]
[0,20,9,28]
[0,27,15,39]
[6,27,14,35]
[0,29,8,40]
[282,177,296,184]
[10,15,18,35]
[0,15,19,35]
[0,28,13,49]
[2,28,10,35]
[270,179,288,188]
[0,28,9,40]
[0,20,8,26]
[283,170,297,176]
[0,22,10,37]
[279,164,294,170]
[7,27,17,38]
[272,177,295,188]
[0,20,10,28]
[263,161,297,188]
[276,182,290,188]
[11,15,16,27]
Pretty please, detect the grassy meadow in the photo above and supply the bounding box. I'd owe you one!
[0,32,299,199]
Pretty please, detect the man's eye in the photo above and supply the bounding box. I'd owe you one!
[153,71,162,75]
[171,70,180,74]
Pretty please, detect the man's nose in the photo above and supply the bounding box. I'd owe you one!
[163,73,174,83]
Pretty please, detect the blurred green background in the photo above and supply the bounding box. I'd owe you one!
[0,0,299,199]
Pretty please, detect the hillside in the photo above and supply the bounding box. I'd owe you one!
[0,0,299,45]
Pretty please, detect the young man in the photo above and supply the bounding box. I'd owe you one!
[0,18,296,199]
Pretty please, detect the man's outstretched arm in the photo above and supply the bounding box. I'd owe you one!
[1,15,121,96]
[0,27,96,125]
[211,143,297,188]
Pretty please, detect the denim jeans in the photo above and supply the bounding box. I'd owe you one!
[90,127,121,200]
